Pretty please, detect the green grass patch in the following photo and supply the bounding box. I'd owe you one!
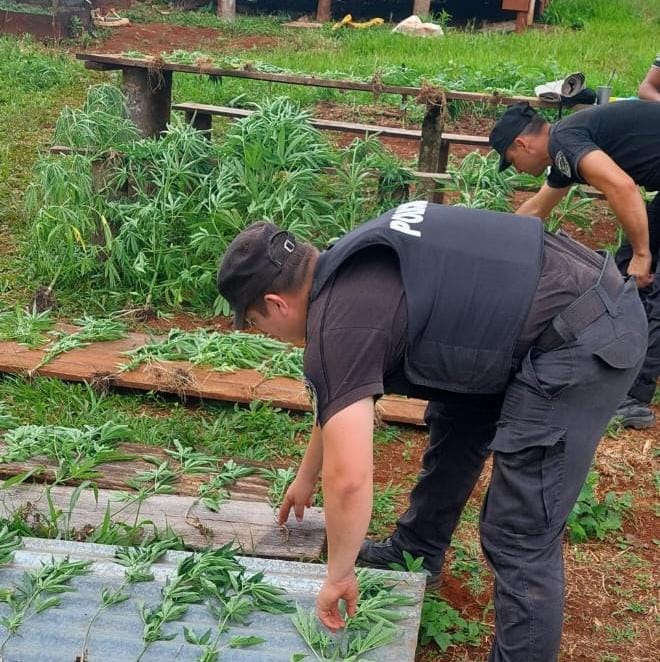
[0,376,311,461]
[419,595,488,653]
[567,470,633,543]
[124,1,657,108]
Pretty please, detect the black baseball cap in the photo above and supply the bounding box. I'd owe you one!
[489,102,539,171]
[217,222,298,329]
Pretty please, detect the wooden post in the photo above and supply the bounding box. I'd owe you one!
[218,0,236,21]
[515,11,527,32]
[316,0,332,23]
[527,0,537,24]
[122,67,173,138]
[413,0,432,16]
[417,99,448,203]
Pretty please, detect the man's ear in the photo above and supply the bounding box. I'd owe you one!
[512,136,528,151]
[263,293,289,316]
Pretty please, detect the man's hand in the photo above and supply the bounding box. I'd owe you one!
[628,252,654,288]
[316,574,359,632]
[278,476,316,524]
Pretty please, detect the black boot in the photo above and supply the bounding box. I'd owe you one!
[358,538,441,587]
[614,396,655,429]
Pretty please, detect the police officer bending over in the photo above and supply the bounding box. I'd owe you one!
[217,203,647,662]
[490,100,660,428]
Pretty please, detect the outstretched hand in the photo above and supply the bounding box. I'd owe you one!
[278,476,315,525]
[316,574,359,632]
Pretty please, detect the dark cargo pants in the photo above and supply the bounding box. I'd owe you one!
[615,193,660,403]
[392,258,647,661]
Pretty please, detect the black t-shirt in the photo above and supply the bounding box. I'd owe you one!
[304,233,602,427]
[546,100,660,192]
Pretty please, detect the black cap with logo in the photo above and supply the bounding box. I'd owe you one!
[489,101,539,171]
[216,222,297,329]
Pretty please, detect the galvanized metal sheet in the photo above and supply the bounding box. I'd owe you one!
[0,537,425,662]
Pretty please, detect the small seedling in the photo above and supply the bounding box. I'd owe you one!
[567,470,632,543]
[418,594,488,652]
[198,460,254,511]
[388,550,425,573]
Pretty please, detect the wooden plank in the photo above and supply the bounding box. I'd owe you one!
[172,102,490,145]
[0,332,428,425]
[0,441,274,501]
[0,484,325,559]
[77,53,558,108]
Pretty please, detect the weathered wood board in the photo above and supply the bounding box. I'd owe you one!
[0,441,273,501]
[0,332,428,425]
[0,484,325,559]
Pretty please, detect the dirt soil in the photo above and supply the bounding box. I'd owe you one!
[85,22,280,55]
[373,414,659,662]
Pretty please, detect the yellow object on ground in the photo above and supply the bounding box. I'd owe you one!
[332,14,385,30]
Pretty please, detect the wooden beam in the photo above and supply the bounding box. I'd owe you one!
[0,330,429,426]
[0,441,276,500]
[172,102,490,145]
[316,0,332,22]
[218,0,236,21]
[77,53,559,108]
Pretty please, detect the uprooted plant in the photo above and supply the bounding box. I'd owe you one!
[121,328,303,379]
[0,557,92,657]
[136,542,292,661]
[78,535,181,662]
[34,316,127,370]
[291,568,415,661]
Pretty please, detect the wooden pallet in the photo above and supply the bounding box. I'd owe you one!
[0,332,428,426]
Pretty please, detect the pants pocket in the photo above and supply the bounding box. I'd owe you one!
[485,437,566,535]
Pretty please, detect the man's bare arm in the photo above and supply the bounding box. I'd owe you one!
[638,66,660,102]
[516,183,570,220]
[578,150,652,287]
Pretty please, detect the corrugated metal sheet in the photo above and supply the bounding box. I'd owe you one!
[0,537,425,661]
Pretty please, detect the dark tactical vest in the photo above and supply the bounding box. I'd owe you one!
[311,202,544,394]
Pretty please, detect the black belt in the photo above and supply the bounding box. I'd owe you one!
[536,252,625,352]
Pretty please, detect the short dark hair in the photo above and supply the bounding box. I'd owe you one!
[248,240,317,316]
[519,114,548,137]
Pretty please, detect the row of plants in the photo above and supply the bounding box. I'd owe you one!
[0,308,305,378]
[120,1,655,98]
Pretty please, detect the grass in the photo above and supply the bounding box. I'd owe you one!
[0,376,311,462]
[0,37,96,309]
[116,1,659,112]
